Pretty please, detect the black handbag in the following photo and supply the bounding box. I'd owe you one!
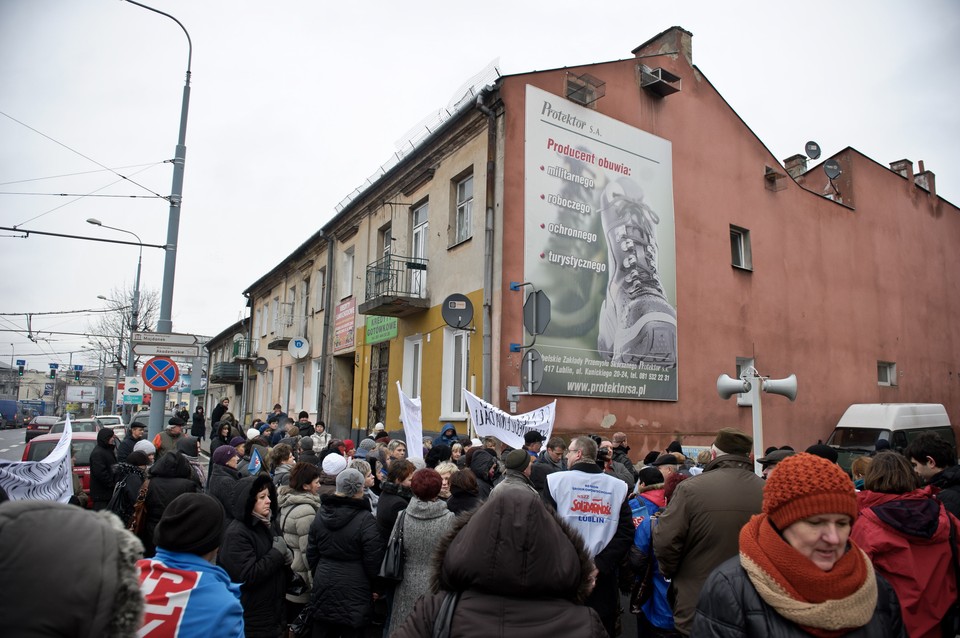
[378,510,406,582]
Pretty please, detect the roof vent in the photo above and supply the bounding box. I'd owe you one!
[566,72,606,106]
[639,65,681,98]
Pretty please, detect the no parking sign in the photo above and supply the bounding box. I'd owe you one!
[141,357,180,392]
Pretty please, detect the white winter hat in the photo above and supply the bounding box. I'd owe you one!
[246,428,261,441]
[373,422,385,432]
[322,453,347,477]
[133,440,156,456]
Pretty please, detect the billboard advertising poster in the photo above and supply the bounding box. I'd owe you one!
[524,85,678,400]
[333,298,357,352]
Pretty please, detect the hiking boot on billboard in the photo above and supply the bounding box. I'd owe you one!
[597,177,677,368]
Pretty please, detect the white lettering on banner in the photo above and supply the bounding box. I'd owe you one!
[396,381,424,461]
[461,389,555,450]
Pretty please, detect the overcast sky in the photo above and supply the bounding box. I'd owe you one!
[2,0,958,374]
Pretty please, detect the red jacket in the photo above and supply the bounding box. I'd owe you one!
[851,486,959,638]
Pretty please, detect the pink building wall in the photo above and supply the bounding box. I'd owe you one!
[495,28,960,459]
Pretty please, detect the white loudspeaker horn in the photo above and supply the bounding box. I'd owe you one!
[762,374,798,401]
[717,374,751,400]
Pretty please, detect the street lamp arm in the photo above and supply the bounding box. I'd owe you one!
[0,226,168,250]
[124,0,192,73]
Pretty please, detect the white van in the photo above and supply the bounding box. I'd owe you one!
[826,403,955,473]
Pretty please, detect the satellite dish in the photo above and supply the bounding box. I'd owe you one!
[441,293,473,329]
[805,141,821,160]
[253,357,268,372]
[824,159,842,180]
[288,337,310,359]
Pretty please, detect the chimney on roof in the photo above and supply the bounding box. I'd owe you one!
[889,159,913,181]
[914,160,936,198]
[784,154,808,179]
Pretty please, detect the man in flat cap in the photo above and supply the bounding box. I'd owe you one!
[652,427,764,637]
[137,493,244,636]
[491,449,538,497]
[152,417,185,462]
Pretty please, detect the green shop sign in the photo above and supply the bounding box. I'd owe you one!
[365,316,398,345]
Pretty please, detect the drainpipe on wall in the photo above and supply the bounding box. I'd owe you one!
[477,90,497,404]
[316,234,334,421]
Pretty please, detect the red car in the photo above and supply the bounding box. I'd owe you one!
[24,415,59,443]
[21,431,99,506]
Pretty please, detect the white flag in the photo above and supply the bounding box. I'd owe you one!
[0,414,73,503]
[462,389,555,450]
[396,381,424,460]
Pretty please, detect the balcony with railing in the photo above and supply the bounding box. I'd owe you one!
[358,253,430,317]
[210,362,243,385]
[232,338,258,360]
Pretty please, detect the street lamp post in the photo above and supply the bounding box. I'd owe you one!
[89,219,141,423]
[124,0,192,439]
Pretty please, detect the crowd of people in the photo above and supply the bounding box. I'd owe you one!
[2,409,960,638]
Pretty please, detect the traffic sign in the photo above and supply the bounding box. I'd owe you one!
[16,359,25,366]
[124,375,143,405]
[133,343,201,357]
[133,331,198,346]
[141,357,180,392]
[523,290,551,335]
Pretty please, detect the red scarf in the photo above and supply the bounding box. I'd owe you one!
[739,514,877,637]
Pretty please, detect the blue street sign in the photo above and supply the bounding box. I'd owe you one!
[16,359,25,366]
[74,365,83,371]
[49,363,59,369]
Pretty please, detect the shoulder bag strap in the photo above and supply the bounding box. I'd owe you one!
[432,590,461,638]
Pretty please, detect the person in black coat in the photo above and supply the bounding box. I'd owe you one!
[89,428,118,510]
[108,450,149,527]
[208,421,234,476]
[115,421,147,464]
[191,405,206,441]
[207,445,242,524]
[218,473,293,638]
[376,459,415,542]
[306,468,385,635]
[210,398,230,432]
[139,450,201,557]
[445,468,482,515]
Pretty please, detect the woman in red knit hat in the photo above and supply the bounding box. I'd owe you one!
[692,453,906,637]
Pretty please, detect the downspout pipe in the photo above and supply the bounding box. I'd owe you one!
[477,90,497,404]
[316,234,334,422]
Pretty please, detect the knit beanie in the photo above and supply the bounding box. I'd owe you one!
[503,448,531,471]
[335,468,364,497]
[229,436,246,447]
[247,428,261,440]
[212,445,238,466]
[763,453,858,530]
[322,453,347,477]
[155,494,224,555]
[133,440,156,456]
[299,437,314,451]
[126,451,149,467]
[175,435,198,457]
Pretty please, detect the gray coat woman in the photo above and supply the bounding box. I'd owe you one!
[386,468,455,635]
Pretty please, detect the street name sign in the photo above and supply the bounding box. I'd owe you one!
[133,343,201,357]
[132,331,198,346]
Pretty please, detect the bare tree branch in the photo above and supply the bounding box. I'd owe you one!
[86,285,160,373]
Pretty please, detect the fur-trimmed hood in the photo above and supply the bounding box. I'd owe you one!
[0,501,144,636]
[232,473,279,525]
[428,488,595,603]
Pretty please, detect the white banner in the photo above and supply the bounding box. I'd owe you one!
[462,389,555,450]
[0,415,73,503]
[396,381,424,461]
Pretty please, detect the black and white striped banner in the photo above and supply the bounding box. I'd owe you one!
[0,417,72,502]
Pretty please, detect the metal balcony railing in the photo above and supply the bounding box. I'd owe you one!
[364,254,428,301]
[232,339,258,359]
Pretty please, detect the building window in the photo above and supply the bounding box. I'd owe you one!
[441,328,469,418]
[254,306,262,338]
[735,357,755,406]
[260,302,269,337]
[301,277,310,335]
[403,335,423,399]
[878,361,897,386]
[341,247,355,298]
[317,267,326,311]
[271,296,280,334]
[730,225,752,270]
[312,358,323,412]
[380,224,393,258]
[454,174,473,245]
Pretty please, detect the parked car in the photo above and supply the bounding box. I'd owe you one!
[50,419,103,434]
[24,415,59,443]
[94,415,126,438]
[0,399,24,429]
[22,430,99,506]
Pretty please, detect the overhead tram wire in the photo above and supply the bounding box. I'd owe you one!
[0,163,161,187]
[0,109,168,200]
[0,192,164,199]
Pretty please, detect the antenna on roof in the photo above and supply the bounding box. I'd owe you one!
[805,141,821,160]
[823,159,842,197]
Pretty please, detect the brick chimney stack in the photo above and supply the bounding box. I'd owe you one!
[914,160,936,198]
[889,159,913,181]
[784,154,808,179]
